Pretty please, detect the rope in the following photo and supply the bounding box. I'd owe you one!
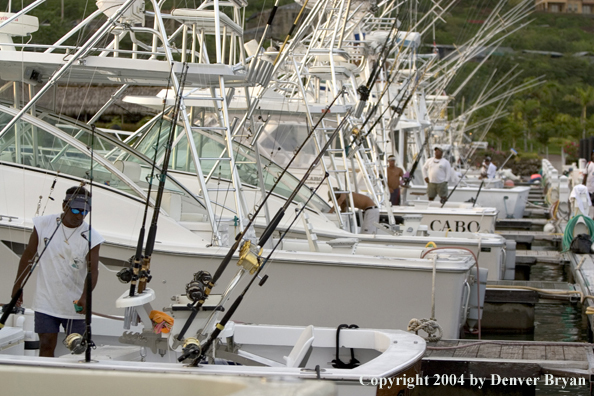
[421,247,481,339]
[407,318,443,342]
[562,214,594,252]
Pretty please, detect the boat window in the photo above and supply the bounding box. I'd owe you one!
[37,113,207,215]
[135,118,331,212]
[0,118,127,193]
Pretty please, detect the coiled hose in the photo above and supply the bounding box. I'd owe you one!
[562,215,594,252]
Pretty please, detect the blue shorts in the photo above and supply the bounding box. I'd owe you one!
[34,312,85,335]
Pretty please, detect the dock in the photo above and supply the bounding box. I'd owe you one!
[423,339,593,379]
[514,250,567,264]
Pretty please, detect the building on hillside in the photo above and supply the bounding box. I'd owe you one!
[535,0,594,14]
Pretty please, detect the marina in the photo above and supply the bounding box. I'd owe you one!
[0,0,592,395]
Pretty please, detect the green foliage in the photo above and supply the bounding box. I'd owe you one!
[424,0,594,160]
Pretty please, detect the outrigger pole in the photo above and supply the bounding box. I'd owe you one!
[181,111,353,364]
[174,89,346,342]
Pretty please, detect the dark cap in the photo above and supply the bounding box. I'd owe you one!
[65,192,92,211]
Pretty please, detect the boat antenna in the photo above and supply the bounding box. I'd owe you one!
[174,88,347,342]
[181,112,352,364]
[122,65,174,297]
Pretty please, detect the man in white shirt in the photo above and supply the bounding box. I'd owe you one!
[583,151,594,202]
[481,156,497,179]
[11,186,104,357]
[422,147,451,204]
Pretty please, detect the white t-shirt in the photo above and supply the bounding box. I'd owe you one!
[485,163,497,179]
[422,157,451,184]
[586,162,594,194]
[31,214,105,319]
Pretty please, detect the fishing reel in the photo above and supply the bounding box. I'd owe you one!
[116,267,134,284]
[63,333,86,355]
[116,256,136,284]
[185,271,212,303]
[237,240,262,275]
[178,337,202,363]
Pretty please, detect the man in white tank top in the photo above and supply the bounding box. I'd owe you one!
[11,186,104,357]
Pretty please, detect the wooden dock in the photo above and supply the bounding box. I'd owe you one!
[487,280,580,303]
[423,339,593,379]
[496,218,548,230]
[514,250,567,264]
[497,230,562,243]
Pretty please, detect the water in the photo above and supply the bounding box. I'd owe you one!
[529,263,591,396]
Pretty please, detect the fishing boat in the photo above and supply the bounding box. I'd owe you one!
[0,306,424,396]
[0,0,489,351]
[0,103,482,339]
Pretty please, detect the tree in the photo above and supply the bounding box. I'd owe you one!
[564,86,594,139]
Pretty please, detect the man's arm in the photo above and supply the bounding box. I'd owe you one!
[77,244,101,315]
[11,229,39,307]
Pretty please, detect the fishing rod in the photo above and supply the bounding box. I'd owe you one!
[402,129,430,188]
[83,126,97,363]
[135,63,190,295]
[273,0,310,65]
[441,164,473,208]
[182,113,351,364]
[1,182,86,329]
[173,89,346,342]
[351,55,435,154]
[185,174,330,365]
[353,17,400,118]
[120,67,174,297]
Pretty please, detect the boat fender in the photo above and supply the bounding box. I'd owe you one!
[331,324,360,369]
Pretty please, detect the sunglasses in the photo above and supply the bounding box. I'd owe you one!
[70,208,89,216]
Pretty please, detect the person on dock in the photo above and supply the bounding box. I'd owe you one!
[11,186,104,357]
[582,150,594,203]
[329,190,379,234]
[422,146,451,204]
[386,154,404,206]
[481,156,497,179]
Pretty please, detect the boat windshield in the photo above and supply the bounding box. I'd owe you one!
[134,117,331,212]
[0,107,206,216]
